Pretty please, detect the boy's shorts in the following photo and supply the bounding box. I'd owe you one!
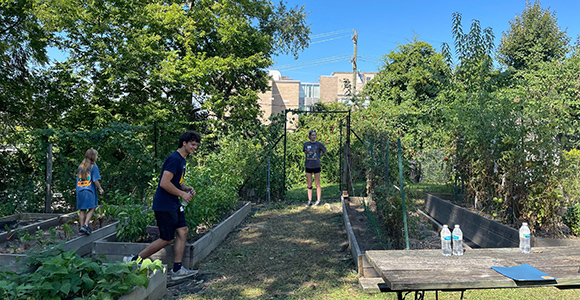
[154,210,187,241]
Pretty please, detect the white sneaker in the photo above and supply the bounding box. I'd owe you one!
[170,266,199,280]
[122,255,135,263]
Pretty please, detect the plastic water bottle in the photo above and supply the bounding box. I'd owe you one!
[440,225,452,256]
[181,191,193,207]
[519,222,531,254]
[452,224,463,256]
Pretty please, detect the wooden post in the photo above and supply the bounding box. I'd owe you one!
[45,143,53,213]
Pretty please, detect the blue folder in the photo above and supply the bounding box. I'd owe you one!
[491,264,556,281]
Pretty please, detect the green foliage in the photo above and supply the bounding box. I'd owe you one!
[375,195,418,249]
[564,204,580,236]
[115,204,155,243]
[497,0,570,70]
[0,245,164,299]
[184,134,250,226]
[561,149,580,205]
[33,0,310,133]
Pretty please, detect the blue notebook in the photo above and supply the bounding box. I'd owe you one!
[491,264,556,281]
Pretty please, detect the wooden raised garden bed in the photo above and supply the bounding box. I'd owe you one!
[424,193,580,248]
[119,267,167,300]
[93,201,252,269]
[0,211,118,271]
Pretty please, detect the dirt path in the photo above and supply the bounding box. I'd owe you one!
[162,200,380,300]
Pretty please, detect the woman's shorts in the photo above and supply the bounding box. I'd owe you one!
[155,210,187,241]
[305,167,321,174]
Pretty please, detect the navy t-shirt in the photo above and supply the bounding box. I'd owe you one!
[152,151,186,212]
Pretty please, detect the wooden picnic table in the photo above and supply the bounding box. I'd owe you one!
[366,246,580,299]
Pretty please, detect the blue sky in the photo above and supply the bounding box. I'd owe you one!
[272,0,580,83]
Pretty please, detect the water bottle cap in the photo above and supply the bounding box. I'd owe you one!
[455,224,460,228]
[522,222,528,226]
[443,224,448,228]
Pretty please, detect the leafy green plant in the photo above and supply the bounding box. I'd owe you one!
[115,204,155,243]
[0,243,164,299]
[564,204,580,236]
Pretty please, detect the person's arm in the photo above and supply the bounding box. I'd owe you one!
[159,170,193,202]
[94,180,104,195]
[320,143,328,156]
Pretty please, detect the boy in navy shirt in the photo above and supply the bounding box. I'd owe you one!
[125,131,201,280]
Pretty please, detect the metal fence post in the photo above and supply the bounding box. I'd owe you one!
[398,138,409,250]
[45,143,53,213]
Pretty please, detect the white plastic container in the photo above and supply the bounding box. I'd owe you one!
[519,222,531,254]
[440,225,452,256]
[452,224,463,256]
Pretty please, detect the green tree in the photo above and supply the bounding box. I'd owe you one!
[38,0,310,132]
[363,37,451,152]
[497,0,570,70]
[0,0,53,130]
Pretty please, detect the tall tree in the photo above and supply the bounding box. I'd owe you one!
[0,0,52,130]
[363,37,450,150]
[497,0,570,70]
[38,0,310,131]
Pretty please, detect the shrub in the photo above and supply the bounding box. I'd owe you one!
[0,243,163,299]
[564,204,580,236]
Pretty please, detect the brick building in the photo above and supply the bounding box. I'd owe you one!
[257,70,376,126]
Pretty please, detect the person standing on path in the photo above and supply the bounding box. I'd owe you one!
[303,130,327,207]
[124,131,201,281]
[76,148,104,235]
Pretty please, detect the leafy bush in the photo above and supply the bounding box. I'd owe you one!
[0,243,164,299]
[564,204,580,236]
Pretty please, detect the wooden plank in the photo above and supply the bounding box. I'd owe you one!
[366,246,580,292]
[341,197,362,274]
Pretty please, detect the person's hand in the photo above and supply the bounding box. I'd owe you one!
[184,186,195,197]
[98,188,104,195]
[181,190,193,203]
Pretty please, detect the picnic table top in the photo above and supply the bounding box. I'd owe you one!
[366,246,580,292]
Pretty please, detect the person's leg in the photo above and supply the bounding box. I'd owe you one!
[138,238,173,259]
[306,172,313,205]
[135,211,174,260]
[173,226,188,265]
[78,209,86,227]
[78,209,87,234]
[314,172,322,206]
[170,211,198,279]
[84,207,95,226]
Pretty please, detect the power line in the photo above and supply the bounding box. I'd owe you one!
[275,54,351,71]
[311,35,350,45]
[311,29,351,39]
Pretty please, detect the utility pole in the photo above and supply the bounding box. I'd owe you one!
[351,29,358,98]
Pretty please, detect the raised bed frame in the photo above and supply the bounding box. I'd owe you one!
[0,212,118,271]
[341,195,384,293]
[425,193,580,248]
[93,201,252,269]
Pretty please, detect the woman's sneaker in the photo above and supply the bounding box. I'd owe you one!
[79,225,87,235]
[170,266,198,280]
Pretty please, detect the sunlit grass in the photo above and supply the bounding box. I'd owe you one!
[176,183,580,300]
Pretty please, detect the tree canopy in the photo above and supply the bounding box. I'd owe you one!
[497,0,570,70]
